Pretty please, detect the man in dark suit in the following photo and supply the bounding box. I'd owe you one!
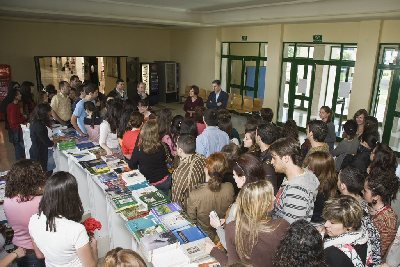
[107,79,127,101]
[206,79,228,109]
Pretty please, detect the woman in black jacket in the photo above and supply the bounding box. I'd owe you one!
[30,103,54,171]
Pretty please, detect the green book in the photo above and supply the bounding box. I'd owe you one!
[111,193,138,211]
[139,191,170,210]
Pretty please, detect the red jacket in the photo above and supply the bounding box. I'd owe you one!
[7,103,27,129]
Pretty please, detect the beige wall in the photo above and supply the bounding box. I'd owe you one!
[170,28,219,93]
[0,19,170,85]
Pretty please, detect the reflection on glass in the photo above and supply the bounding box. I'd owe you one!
[342,47,357,61]
[331,47,341,60]
[383,48,398,65]
[389,116,400,153]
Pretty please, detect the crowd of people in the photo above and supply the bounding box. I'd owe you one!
[0,77,399,267]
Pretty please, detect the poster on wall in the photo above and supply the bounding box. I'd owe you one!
[0,64,11,102]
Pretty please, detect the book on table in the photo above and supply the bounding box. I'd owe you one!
[137,191,170,210]
[139,230,180,262]
[58,140,76,151]
[156,211,192,231]
[150,202,182,217]
[121,170,147,186]
[76,141,96,150]
[172,225,208,244]
[126,215,168,242]
[127,181,150,191]
[79,159,110,175]
[119,204,149,221]
[98,172,118,183]
[110,193,138,211]
[151,247,191,267]
[180,237,215,263]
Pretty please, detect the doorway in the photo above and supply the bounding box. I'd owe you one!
[371,44,400,156]
[278,43,357,136]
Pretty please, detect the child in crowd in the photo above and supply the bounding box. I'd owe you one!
[83,101,102,143]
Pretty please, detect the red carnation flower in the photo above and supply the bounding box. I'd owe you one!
[82,217,102,237]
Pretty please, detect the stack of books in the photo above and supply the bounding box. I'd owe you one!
[58,140,76,151]
[79,159,110,175]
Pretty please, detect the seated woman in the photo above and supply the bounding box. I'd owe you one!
[353,109,368,137]
[210,153,267,248]
[121,112,144,160]
[241,129,260,156]
[187,152,234,241]
[209,180,289,267]
[304,151,338,223]
[273,219,327,267]
[323,195,371,267]
[157,108,176,157]
[363,172,399,257]
[331,119,359,171]
[99,100,122,155]
[28,172,98,267]
[194,106,206,135]
[83,101,102,143]
[128,120,171,195]
[368,142,397,176]
[137,99,152,122]
[4,160,46,267]
[183,85,203,118]
[217,109,241,145]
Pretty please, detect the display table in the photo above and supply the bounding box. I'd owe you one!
[53,149,137,258]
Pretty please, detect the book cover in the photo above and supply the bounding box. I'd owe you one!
[121,170,146,186]
[151,202,182,217]
[138,191,169,210]
[98,172,118,183]
[127,181,150,191]
[157,211,192,231]
[126,214,160,234]
[180,237,214,263]
[172,226,208,244]
[111,193,138,211]
[76,142,96,150]
[151,248,191,267]
[139,231,180,261]
[119,205,149,221]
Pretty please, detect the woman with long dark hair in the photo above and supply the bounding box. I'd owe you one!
[319,106,336,151]
[20,81,36,116]
[28,172,98,266]
[128,120,171,195]
[83,101,102,143]
[4,160,46,267]
[368,142,397,176]
[29,103,54,171]
[99,100,122,155]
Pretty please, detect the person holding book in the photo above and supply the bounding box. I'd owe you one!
[172,134,206,210]
[187,152,234,241]
[99,99,122,155]
[28,171,98,267]
[83,101,102,143]
[209,180,290,267]
[4,160,46,267]
[30,103,55,171]
[104,247,146,267]
[128,120,171,195]
[121,111,144,160]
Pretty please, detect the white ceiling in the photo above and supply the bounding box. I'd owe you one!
[0,0,399,27]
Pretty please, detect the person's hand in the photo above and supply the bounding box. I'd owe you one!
[89,237,97,251]
[14,247,26,258]
[205,241,215,254]
[106,148,113,156]
[217,102,222,106]
[210,217,225,229]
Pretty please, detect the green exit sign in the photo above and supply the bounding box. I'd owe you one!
[313,35,322,43]
[242,36,248,41]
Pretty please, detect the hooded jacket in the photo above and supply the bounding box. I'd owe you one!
[272,169,320,224]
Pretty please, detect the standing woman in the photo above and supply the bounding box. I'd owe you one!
[319,106,336,151]
[304,151,338,223]
[19,81,36,116]
[209,180,289,267]
[5,88,27,160]
[363,172,399,257]
[99,100,122,155]
[183,85,203,118]
[353,109,368,137]
[28,172,98,267]
[4,160,46,267]
[29,103,54,171]
[128,120,171,195]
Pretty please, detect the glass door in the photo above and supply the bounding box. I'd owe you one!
[371,44,400,156]
[288,63,315,130]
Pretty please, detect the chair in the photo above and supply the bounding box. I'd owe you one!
[253,98,263,112]
[231,94,243,112]
[238,96,254,113]
[226,93,234,110]
[199,88,207,100]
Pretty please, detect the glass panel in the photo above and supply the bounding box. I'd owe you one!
[260,43,268,57]
[383,48,398,65]
[295,46,311,58]
[230,43,259,57]
[293,64,313,128]
[230,60,242,87]
[331,46,341,60]
[221,58,228,93]
[283,43,295,58]
[244,60,257,97]
[311,44,328,60]
[324,65,337,108]
[283,63,291,105]
[343,46,357,61]
[294,100,309,129]
[165,63,176,93]
[389,116,400,152]
[375,69,393,123]
[222,43,229,55]
[278,62,291,123]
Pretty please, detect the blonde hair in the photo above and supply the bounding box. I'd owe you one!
[235,180,276,262]
[139,120,161,154]
[103,248,147,267]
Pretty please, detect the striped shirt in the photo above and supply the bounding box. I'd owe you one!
[172,154,206,210]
